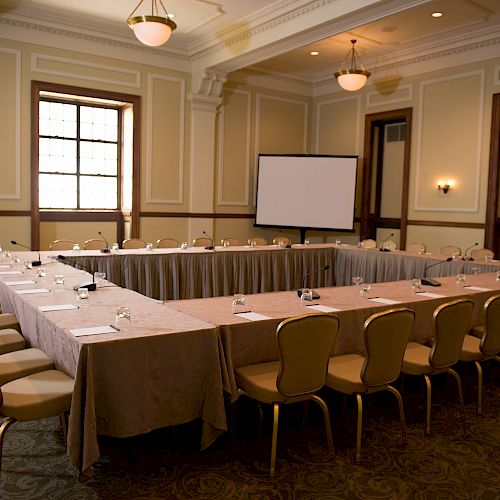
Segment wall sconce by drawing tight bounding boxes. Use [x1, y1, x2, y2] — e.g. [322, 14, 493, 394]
[437, 179, 454, 194]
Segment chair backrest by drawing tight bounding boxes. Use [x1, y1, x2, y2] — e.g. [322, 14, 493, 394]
[430, 299, 474, 369]
[480, 294, 500, 356]
[360, 239, 377, 249]
[157, 238, 179, 248]
[407, 242, 426, 253]
[361, 308, 415, 387]
[248, 237, 268, 246]
[273, 236, 290, 246]
[83, 238, 107, 250]
[440, 245, 461, 257]
[276, 313, 339, 398]
[221, 238, 240, 246]
[193, 237, 213, 247]
[49, 239, 77, 251]
[381, 239, 398, 250]
[122, 238, 147, 249]
[470, 248, 494, 260]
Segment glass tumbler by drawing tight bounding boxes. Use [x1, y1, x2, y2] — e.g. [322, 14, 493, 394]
[115, 306, 131, 329]
[232, 294, 247, 314]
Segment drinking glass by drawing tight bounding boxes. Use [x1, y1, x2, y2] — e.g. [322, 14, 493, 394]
[223, 240, 230, 248]
[111, 243, 120, 252]
[94, 272, 107, 287]
[484, 255, 493, 263]
[357, 241, 364, 248]
[335, 239, 341, 246]
[496, 271, 500, 282]
[23, 260, 32, 270]
[352, 276, 364, 287]
[232, 294, 247, 314]
[471, 266, 480, 275]
[452, 252, 460, 261]
[36, 268, 46, 278]
[145, 242, 154, 251]
[250, 240, 257, 248]
[359, 283, 372, 296]
[72, 243, 81, 252]
[180, 242, 188, 250]
[300, 288, 314, 302]
[53, 274, 64, 291]
[304, 239, 310, 246]
[411, 278, 422, 291]
[115, 306, 131, 329]
[76, 287, 89, 301]
[456, 273, 466, 287]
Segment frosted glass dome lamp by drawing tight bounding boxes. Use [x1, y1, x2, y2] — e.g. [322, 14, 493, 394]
[127, 0, 177, 47]
[335, 40, 371, 92]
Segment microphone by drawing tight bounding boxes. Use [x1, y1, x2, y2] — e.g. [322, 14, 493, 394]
[97, 231, 111, 253]
[57, 255, 97, 291]
[380, 233, 395, 252]
[297, 265, 330, 300]
[420, 257, 453, 286]
[463, 242, 478, 261]
[202, 231, 215, 250]
[10, 240, 42, 266]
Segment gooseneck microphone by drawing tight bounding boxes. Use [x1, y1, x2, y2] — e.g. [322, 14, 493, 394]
[202, 231, 215, 250]
[380, 233, 395, 252]
[463, 242, 478, 261]
[57, 255, 97, 291]
[297, 264, 331, 299]
[420, 257, 453, 286]
[10, 240, 42, 266]
[97, 231, 111, 253]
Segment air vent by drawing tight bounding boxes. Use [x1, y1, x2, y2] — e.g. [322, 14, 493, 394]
[386, 123, 406, 142]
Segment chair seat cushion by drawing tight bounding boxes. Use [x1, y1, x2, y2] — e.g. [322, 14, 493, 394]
[402, 342, 433, 375]
[0, 313, 20, 332]
[0, 348, 53, 386]
[0, 328, 26, 355]
[1, 370, 74, 421]
[235, 361, 285, 405]
[326, 354, 366, 394]
[459, 334, 482, 362]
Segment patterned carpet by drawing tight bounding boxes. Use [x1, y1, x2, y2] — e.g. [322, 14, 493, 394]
[0, 362, 499, 499]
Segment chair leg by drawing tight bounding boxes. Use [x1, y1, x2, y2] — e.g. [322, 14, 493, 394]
[270, 403, 279, 477]
[257, 402, 264, 438]
[311, 395, 334, 456]
[59, 413, 68, 443]
[0, 417, 16, 473]
[448, 368, 466, 428]
[424, 375, 432, 435]
[387, 385, 407, 446]
[474, 361, 483, 415]
[355, 393, 363, 464]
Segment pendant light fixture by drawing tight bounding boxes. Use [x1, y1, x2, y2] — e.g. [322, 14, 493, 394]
[127, 0, 177, 47]
[335, 40, 371, 92]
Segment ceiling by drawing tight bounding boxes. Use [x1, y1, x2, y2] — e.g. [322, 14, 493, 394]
[0, 0, 499, 80]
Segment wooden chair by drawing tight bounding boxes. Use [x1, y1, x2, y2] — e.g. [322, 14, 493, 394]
[49, 240, 77, 251]
[360, 239, 377, 249]
[407, 242, 426, 253]
[221, 238, 240, 247]
[470, 248, 494, 261]
[235, 313, 339, 476]
[326, 308, 415, 463]
[440, 245, 461, 257]
[193, 237, 213, 248]
[122, 238, 147, 249]
[248, 237, 268, 246]
[401, 299, 474, 434]
[83, 238, 107, 250]
[157, 238, 179, 248]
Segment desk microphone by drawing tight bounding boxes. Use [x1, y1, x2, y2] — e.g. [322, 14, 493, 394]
[97, 231, 111, 253]
[463, 242, 478, 261]
[202, 231, 215, 250]
[10, 240, 42, 266]
[57, 255, 97, 291]
[380, 233, 395, 252]
[420, 257, 453, 286]
[297, 265, 330, 299]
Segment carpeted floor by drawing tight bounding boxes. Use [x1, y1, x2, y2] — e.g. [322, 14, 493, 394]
[0, 362, 499, 499]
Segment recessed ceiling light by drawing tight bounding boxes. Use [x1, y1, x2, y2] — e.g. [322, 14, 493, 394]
[310, 51, 319, 56]
[432, 11, 443, 18]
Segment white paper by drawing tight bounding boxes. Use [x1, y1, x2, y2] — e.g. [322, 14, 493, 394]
[0, 265, 11, 269]
[234, 312, 271, 321]
[415, 292, 445, 298]
[464, 286, 492, 292]
[16, 288, 50, 295]
[368, 297, 401, 305]
[5, 280, 36, 286]
[306, 304, 341, 312]
[0, 271, 22, 275]
[69, 325, 118, 337]
[39, 304, 78, 312]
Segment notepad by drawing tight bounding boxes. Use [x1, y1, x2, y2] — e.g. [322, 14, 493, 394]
[368, 297, 401, 305]
[16, 288, 50, 295]
[464, 286, 492, 292]
[5, 280, 36, 286]
[0, 265, 11, 269]
[234, 312, 271, 321]
[306, 304, 341, 312]
[415, 292, 445, 298]
[69, 325, 118, 337]
[39, 304, 78, 312]
[0, 271, 22, 275]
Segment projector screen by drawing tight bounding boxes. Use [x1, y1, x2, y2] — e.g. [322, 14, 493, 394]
[255, 154, 358, 231]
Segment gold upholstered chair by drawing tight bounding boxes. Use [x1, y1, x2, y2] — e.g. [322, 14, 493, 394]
[49, 239, 77, 251]
[459, 294, 500, 414]
[401, 298, 474, 434]
[122, 238, 147, 249]
[326, 308, 415, 463]
[406, 242, 426, 253]
[156, 238, 179, 248]
[193, 237, 213, 248]
[0, 369, 74, 471]
[440, 245, 461, 257]
[0, 314, 25, 356]
[470, 248, 494, 261]
[380, 239, 398, 250]
[248, 237, 268, 246]
[221, 237, 240, 247]
[235, 313, 339, 477]
[83, 238, 107, 250]
[272, 236, 291, 246]
[360, 239, 377, 249]
[0, 348, 54, 387]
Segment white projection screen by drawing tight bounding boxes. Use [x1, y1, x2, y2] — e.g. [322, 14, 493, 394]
[255, 154, 358, 231]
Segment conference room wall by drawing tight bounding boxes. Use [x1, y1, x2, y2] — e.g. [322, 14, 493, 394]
[0, 217, 30, 252]
[39, 221, 117, 250]
[140, 217, 188, 246]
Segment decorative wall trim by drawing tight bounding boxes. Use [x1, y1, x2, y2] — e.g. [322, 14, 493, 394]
[495, 65, 500, 87]
[40, 210, 124, 222]
[140, 212, 255, 219]
[366, 84, 413, 108]
[0, 47, 21, 200]
[146, 74, 186, 204]
[414, 69, 484, 212]
[218, 89, 251, 206]
[407, 220, 485, 229]
[31, 53, 141, 88]
[0, 211, 31, 217]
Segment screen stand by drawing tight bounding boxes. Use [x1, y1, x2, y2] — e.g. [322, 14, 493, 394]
[300, 228, 307, 244]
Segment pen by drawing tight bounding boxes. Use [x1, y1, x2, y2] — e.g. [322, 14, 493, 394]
[109, 324, 120, 331]
[233, 311, 251, 314]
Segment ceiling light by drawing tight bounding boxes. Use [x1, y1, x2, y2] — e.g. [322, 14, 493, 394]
[127, 0, 177, 47]
[431, 12, 443, 18]
[334, 40, 371, 92]
[310, 51, 319, 56]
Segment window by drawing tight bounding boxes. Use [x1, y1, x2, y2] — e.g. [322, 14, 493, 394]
[38, 98, 120, 210]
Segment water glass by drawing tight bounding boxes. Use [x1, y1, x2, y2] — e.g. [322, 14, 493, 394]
[250, 240, 257, 248]
[72, 243, 81, 252]
[335, 239, 341, 246]
[76, 287, 89, 301]
[278, 240, 286, 248]
[496, 271, 500, 282]
[359, 283, 372, 296]
[111, 243, 120, 252]
[352, 276, 364, 287]
[36, 268, 46, 278]
[24, 260, 32, 270]
[411, 278, 422, 291]
[485, 254, 493, 263]
[456, 273, 466, 287]
[471, 266, 481, 275]
[94, 272, 107, 287]
[145, 242, 153, 251]
[300, 288, 314, 302]
[304, 239, 310, 246]
[223, 240, 230, 248]
[180, 242, 188, 250]
[232, 294, 247, 314]
[452, 252, 461, 261]
[115, 306, 131, 329]
[53, 274, 64, 291]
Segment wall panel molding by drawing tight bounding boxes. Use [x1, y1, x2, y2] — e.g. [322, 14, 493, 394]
[366, 84, 413, 108]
